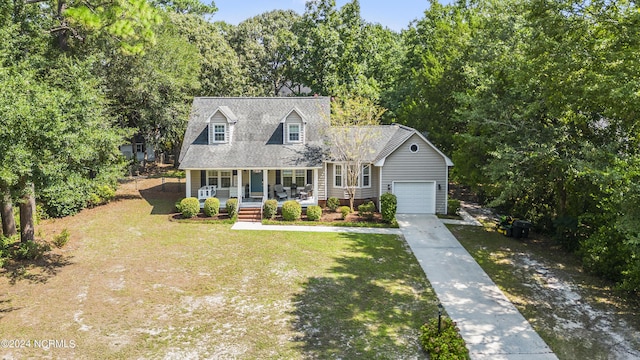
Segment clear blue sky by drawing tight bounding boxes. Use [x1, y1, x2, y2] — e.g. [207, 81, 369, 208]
[211, 0, 437, 32]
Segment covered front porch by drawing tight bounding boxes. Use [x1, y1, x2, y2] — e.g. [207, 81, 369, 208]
[185, 168, 320, 208]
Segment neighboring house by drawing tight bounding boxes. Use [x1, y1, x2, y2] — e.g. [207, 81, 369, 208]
[178, 97, 453, 214]
[120, 135, 156, 162]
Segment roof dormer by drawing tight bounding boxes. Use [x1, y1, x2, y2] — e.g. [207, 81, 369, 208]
[207, 106, 237, 144]
[281, 108, 307, 145]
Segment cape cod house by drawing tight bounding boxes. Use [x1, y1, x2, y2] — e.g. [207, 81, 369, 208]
[178, 97, 453, 214]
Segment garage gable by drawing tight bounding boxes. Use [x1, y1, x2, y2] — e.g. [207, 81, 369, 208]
[380, 132, 451, 214]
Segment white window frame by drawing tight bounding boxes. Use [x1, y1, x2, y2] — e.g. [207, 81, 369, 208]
[212, 124, 226, 143]
[334, 163, 371, 188]
[287, 123, 301, 143]
[207, 170, 232, 188]
[334, 164, 343, 188]
[362, 164, 371, 188]
[282, 169, 293, 187]
[281, 169, 306, 187]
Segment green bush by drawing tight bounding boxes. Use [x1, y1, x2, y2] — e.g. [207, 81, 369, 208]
[282, 200, 302, 221]
[306, 205, 322, 221]
[203, 197, 220, 217]
[15, 240, 51, 261]
[263, 199, 278, 219]
[88, 185, 116, 207]
[327, 197, 340, 212]
[339, 206, 351, 220]
[579, 226, 629, 283]
[380, 193, 397, 223]
[226, 198, 239, 218]
[358, 201, 376, 220]
[420, 317, 470, 360]
[179, 197, 200, 218]
[52, 229, 70, 248]
[448, 198, 461, 215]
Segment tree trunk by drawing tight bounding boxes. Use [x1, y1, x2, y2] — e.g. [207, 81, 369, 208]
[19, 183, 36, 243]
[1, 188, 17, 238]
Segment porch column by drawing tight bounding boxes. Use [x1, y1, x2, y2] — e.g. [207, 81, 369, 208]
[313, 168, 319, 205]
[237, 170, 243, 206]
[185, 170, 191, 198]
[262, 169, 268, 201]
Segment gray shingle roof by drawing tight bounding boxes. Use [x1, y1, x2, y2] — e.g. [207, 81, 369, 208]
[179, 97, 330, 169]
[178, 97, 452, 169]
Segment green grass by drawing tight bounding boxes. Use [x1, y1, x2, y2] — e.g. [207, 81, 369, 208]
[449, 224, 640, 360]
[0, 183, 436, 359]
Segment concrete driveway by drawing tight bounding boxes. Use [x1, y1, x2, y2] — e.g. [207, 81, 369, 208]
[397, 214, 558, 360]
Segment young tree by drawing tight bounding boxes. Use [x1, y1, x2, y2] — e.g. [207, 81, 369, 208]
[327, 96, 386, 211]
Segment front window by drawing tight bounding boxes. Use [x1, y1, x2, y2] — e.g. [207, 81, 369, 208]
[295, 169, 305, 186]
[207, 170, 232, 188]
[288, 124, 300, 142]
[220, 171, 231, 188]
[207, 170, 218, 187]
[334, 164, 342, 187]
[362, 164, 370, 187]
[213, 124, 226, 142]
[282, 170, 293, 187]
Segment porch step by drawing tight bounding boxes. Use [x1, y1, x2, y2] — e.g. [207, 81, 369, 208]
[237, 207, 261, 222]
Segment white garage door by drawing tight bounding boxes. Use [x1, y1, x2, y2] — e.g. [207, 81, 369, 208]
[394, 182, 436, 214]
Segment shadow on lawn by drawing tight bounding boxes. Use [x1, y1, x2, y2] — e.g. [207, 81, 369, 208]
[138, 182, 184, 215]
[290, 233, 436, 358]
[1, 253, 73, 285]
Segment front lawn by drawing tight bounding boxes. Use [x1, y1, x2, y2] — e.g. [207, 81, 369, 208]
[0, 178, 435, 359]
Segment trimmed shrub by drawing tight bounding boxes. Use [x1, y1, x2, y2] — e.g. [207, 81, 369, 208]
[327, 197, 340, 212]
[380, 192, 397, 223]
[52, 229, 70, 248]
[339, 206, 351, 220]
[448, 198, 461, 215]
[263, 199, 278, 219]
[420, 317, 470, 359]
[226, 198, 239, 219]
[358, 201, 376, 220]
[282, 200, 302, 221]
[203, 197, 220, 217]
[306, 205, 322, 221]
[180, 197, 200, 218]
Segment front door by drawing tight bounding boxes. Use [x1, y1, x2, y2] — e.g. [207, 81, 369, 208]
[250, 170, 263, 196]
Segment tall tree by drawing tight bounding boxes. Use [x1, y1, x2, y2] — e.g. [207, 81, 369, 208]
[230, 10, 301, 96]
[394, 1, 472, 154]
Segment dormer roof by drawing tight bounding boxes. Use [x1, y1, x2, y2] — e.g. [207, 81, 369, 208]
[280, 107, 308, 124]
[208, 106, 238, 124]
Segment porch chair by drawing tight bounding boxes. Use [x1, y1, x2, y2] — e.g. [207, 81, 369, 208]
[274, 184, 288, 200]
[298, 184, 313, 200]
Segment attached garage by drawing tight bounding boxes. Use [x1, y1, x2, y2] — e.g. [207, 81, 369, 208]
[393, 181, 436, 214]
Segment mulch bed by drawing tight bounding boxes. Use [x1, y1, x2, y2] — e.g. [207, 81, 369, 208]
[170, 209, 386, 224]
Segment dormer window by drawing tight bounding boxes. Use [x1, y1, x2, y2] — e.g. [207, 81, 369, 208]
[213, 124, 226, 142]
[281, 108, 307, 144]
[207, 107, 236, 144]
[288, 124, 301, 142]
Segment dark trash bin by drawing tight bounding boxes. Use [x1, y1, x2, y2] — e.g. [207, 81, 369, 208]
[512, 220, 532, 238]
